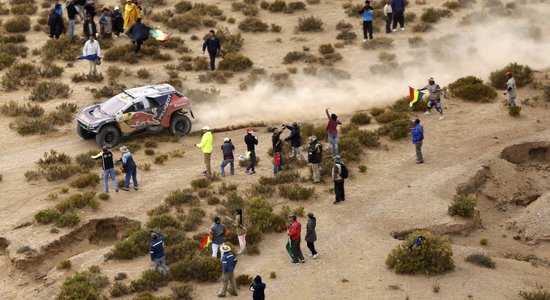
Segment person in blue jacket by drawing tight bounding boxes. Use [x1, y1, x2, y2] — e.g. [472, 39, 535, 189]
[391, 0, 406, 31]
[359, 0, 374, 42]
[217, 245, 238, 297]
[119, 146, 138, 191]
[410, 118, 424, 164]
[203, 30, 222, 71]
[150, 231, 167, 279]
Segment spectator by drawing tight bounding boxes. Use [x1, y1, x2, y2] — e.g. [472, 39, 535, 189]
[196, 126, 213, 176]
[359, 0, 374, 42]
[284, 122, 304, 160]
[325, 108, 342, 155]
[75, 0, 86, 21]
[410, 118, 424, 164]
[99, 8, 113, 39]
[305, 212, 318, 259]
[217, 245, 238, 297]
[91, 146, 118, 193]
[384, 0, 393, 34]
[244, 127, 258, 175]
[391, 0, 405, 31]
[124, 0, 141, 30]
[112, 6, 124, 38]
[272, 127, 285, 174]
[84, 0, 96, 19]
[119, 146, 138, 191]
[48, 5, 64, 39]
[66, 0, 77, 39]
[220, 137, 235, 177]
[126, 18, 150, 53]
[419, 77, 444, 120]
[249, 275, 266, 300]
[504, 72, 517, 108]
[52, 0, 63, 16]
[307, 136, 323, 183]
[287, 215, 305, 264]
[82, 35, 101, 75]
[83, 14, 97, 39]
[332, 155, 346, 204]
[235, 208, 247, 254]
[210, 216, 227, 258]
[203, 30, 221, 72]
[150, 231, 167, 280]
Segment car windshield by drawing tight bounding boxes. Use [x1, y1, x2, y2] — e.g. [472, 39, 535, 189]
[99, 93, 132, 115]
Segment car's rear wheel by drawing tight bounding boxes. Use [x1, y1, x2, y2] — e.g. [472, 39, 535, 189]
[77, 125, 95, 140]
[96, 125, 120, 148]
[170, 114, 192, 136]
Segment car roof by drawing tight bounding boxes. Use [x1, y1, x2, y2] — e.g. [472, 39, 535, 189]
[124, 84, 177, 99]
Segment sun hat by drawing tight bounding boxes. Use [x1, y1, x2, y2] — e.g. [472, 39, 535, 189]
[246, 127, 253, 133]
[220, 245, 231, 253]
[224, 137, 230, 142]
[202, 126, 210, 131]
[119, 146, 129, 153]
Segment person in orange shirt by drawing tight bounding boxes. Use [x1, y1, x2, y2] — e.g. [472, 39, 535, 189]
[287, 215, 305, 264]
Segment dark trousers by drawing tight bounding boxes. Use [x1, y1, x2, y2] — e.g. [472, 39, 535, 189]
[134, 40, 143, 53]
[291, 239, 304, 263]
[247, 150, 256, 172]
[306, 242, 317, 255]
[392, 11, 404, 29]
[334, 180, 345, 202]
[208, 51, 216, 71]
[386, 13, 393, 33]
[362, 21, 373, 40]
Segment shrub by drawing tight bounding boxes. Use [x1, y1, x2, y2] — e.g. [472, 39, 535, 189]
[139, 163, 152, 171]
[282, 51, 317, 64]
[447, 76, 497, 102]
[114, 272, 128, 281]
[181, 207, 206, 231]
[57, 260, 72, 270]
[420, 8, 452, 23]
[218, 182, 238, 195]
[336, 20, 353, 31]
[98, 193, 110, 201]
[259, 170, 301, 185]
[319, 44, 335, 55]
[375, 111, 408, 123]
[56, 212, 81, 227]
[363, 37, 393, 50]
[236, 274, 253, 286]
[165, 239, 200, 262]
[297, 15, 324, 32]
[351, 112, 371, 125]
[57, 269, 109, 299]
[41, 36, 82, 61]
[35, 208, 61, 224]
[358, 165, 368, 173]
[25, 170, 42, 181]
[378, 119, 412, 140]
[519, 289, 550, 300]
[279, 184, 315, 200]
[40, 63, 64, 78]
[448, 194, 476, 217]
[489, 63, 533, 89]
[106, 65, 123, 80]
[165, 188, 198, 206]
[175, 1, 193, 13]
[509, 106, 521, 117]
[146, 214, 182, 231]
[385, 231, 455, 274]
[109, 282, 130, 297]
[413, 22, 433, 32]
[4, 16, 30, 32]
[405, 11, 416, 22]
[191, 178, 211, 189]
[408, 36, 426, 47]
[144, 149, 155, 156]
[172, 283, 193, 300]
[207, 195, 221, 205]
[270, 271, 277, 279]
[137, 68, 152, 79]
[55, 191, 98, 213]
[1, 62, 39, 91]
[465, 253, 496, 268]
[480, 238, 488, 246]
[218, 53, 253, 71]
[357, 130, 380, 147]
[216, 27, 243, 54]
[370, 108, 385, 116]
[112, 229, 151, 259]
[153, 154, 169, 164]
[70, 173, 100, 188]
[336, 30, 357, 43]
[0, 101, 44, 117]
[238, 17, 269, 32]
[232, 2, 259, 16]
[271, 23, 282, 32]
[169, 256, 222, 282]
[129, 270, 167, 293]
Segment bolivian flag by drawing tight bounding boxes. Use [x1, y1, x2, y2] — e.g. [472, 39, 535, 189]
[286, 237, 294, 259]
[199, 235, 211, 251]
[150, 28, 171, 43]
[409, 86, 424, 108]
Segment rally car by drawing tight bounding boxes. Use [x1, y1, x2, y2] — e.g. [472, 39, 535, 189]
[76, 84, 194, 147]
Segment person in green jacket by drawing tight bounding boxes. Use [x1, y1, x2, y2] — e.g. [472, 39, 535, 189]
[196, 126, 213, 176]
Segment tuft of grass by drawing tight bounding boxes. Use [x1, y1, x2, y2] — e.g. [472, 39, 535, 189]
[480, 238, 489, 246]
[420, 7, 452, 23]
[465, 253, 496, 268]
[55, 191, 98, 213]
[238, 17, 269, 32]
[114, 272, 128, 281]
[448, 194, 476, 218]
[509, 106, 521, 117]
[191, 177, 211, 189]
[171, 283, 194, 300]
[57, 260, 72, 270]
[270, 271, 277, 279]
[432, 282, 441, 293]
[98, 192, 110, 201]
[136, 68, 152, 79]
[358, 165, 368, 173]
[207, 195, 221, 205]
[153, 154, 169, 164]
[70, 173, 101, 189]
[296, 15, 324, 32]
[519, 289, 550, 300]
[144, 149, 155, 156]
[138, 163, 152, 171]
[165, 188, 199, 206]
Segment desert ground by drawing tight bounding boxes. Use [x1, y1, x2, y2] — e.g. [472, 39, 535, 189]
[0, 0, 550, 299]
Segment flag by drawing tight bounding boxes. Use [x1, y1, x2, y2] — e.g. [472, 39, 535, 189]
[199, 235, 211, 251]
[76, 54, 98, 61]
[285, 237, 294, 259]
[150, 28, 171, 43]
[409, 86, 425, 108]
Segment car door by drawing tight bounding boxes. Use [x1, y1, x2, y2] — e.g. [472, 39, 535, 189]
[122, 99, 160, 130]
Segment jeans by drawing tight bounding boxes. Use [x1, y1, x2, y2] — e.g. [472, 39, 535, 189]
[307, 241, 317, 255]
[363, 21, 373, 40]
[311, 163, 320, 183]
[125, 168, 138, 189]
[238, 234, 246, 252]
[291, 239, 304, 263]
[386, 13, 393, 33]
[204, 153, 212, 174]
[415, 142, 423, 163]
[153, 256, 167, 278]
[69, 19, 75, 38]
[212, 243, 221, 257]
[328, 133, 339, 155]
[103, 168, 117, 192]
[334, 179, 345, 202]
[392, 11, 404, 29]
[428, 98, 443, 114]
[218, 272, 237, 296]
[247, 150, 256, 172]
[220, 159, 234, 176]
[209, 51, 216, 71]
[273, 152, 284, 174]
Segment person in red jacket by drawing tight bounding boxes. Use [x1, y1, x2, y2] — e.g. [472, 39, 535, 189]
[287, 215, 305, 264]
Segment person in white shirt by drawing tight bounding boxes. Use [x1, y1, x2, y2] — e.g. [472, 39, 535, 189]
[83, 35, 101, 75]
[384, 0, 393, 34]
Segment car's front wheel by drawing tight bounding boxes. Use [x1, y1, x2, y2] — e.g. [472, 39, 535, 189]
[169, 114, 192, 136]
[77, 125, 95, 140]
[96, 125, 121, 148]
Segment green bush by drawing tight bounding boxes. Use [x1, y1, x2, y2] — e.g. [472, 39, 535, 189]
[4, 16, 30, 32]
[11, 3, 37, 15]
[375, 111, 408, 123]
[489, 63, 533, 89]
[218, 53, 254, 71]
[109, 281, 130, 297]
[175, 1, 193, 13]
[509, 106, 521, 117]
[112, 229, 151, 259]
[172, 283, 194, 300]
[480, 238, 488, 246]
[519, 289, 550, 300]
[169, 256, 222, 282]
[146, 214, 182, 231]
[70, 173, 101, 188]
[420, 7, 452, 23]
[378, 119, 413, 140]
[55, 191, 98, 213]
[207, 195, 221, 205]
[129, 270, 167, 293]
[282, 51, 317, 64]
[296, 15, 324, 32]
[351, 112, 371, 125]
[238, 17, 269, 32]
[279, 184, 315, 200]
[1, 62, 39, 91]
[56, 269, 109, 300]
[57, 260, 72, 270]
[448, 194, 476, 218]
[41, 36, 82, 61]
[56, 212, 81, 227]
[236, 274, 253, 286]
[190, 178, 211, 189]
[247, 197, 287, 233]
[181, 207, 206, 231]
[447, 76, 497, 102]
[259, 170, 301, 185]
[165, 239, 200, 262]
[216, 27, 243, 54]
[385, 231, 455, 274]
[153, 154, 169, 164]
[0, 101, 44, 117]
[465, 253, 495, 268]
[35, 208, 61, 224]
[114, 272, 128, 281]
[357, 130, 380, 147]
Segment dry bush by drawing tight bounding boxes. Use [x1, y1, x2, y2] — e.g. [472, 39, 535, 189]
[509, 106, 521, 117]
[55, 191, 99, 213]
[1, 62, 39, 91]
[351, 112, 371, 125]
[57, 268, 110, 299]
[375, 111, 408, 123]
[336, 30, 357, 43]
[56, 211, 81, 227]
[378, 119, 412, 140]
[489, 63, 533, 89]
[238, 17, 269, 32]
[218, 53, 253, 71]
[246, 197, 287, 233]
[420, 8, 452, 23]
[283, 51, 317, 64]
[41, 36, 81, 61]
[171, 283, 194, 300]
[181, 207, 206, 231]
[165, 188, 199, 206]
[232, 2, 259, 16]
[39, 62, 63, 78]
[175, 1, 192, 13]
[3, 16, 30, 32]
[259, 170, 301, 185]
[198, 71, 233, 84]
[405, 11, 416, 23]
[279, 184, 315, 200]
[29, 81, 71, 102]
[408, 36, 426, 48]
[35, 208, 61, 224]
[72, 72, 104, 83]
[129, 270, 167, 293]
[362, 37, 393, 50]
[342, 3, 363, 17]
[296, 15, 324, 32]
[0, 3, 9, 15]
[519, 289, 550, 300]
[448, 76, 497, 102]
[91, 81, 126, 99]
[336, 20, 353, 31]
[370, 107, 385, 116]
[109, 282, 130, 297]
[146, 214, 182, 232]
[216, 27, 243, 54]
[413, 22, 433, 32]
[319, 44, 335, 55]
[448, 194, 476, 218]
[154, 154, 169, 164]
[70, 173, 101, 189]
[57, 259, 72, 270]
[10, 3, 36, 15]
[186, 88, 221, 103]
[465, 253, 495, 268]
[0, 101, 44, 117]
[169, 256, 222, 282]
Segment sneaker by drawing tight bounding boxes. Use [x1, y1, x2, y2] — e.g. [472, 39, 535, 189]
[291, 260, 300, 265]
[250, 170, 256, 174]
[401, 27, 405, 31]
[313, 254, 318, 259]
[424, 111, 431, 115]
[392, 29, 397, 32]
[438, 116, 445, 120]
[363, 39, 367, 42]
[301, 260, 305, 263]
[416, 160, 424, 164]
[245, 170, 251, 175]
[134, 187, 138, 191]
[122, 188, 129, 192]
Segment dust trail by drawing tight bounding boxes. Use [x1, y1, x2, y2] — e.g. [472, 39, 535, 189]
[193, 3, 550, 128]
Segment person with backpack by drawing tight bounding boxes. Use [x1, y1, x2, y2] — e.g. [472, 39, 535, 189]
[287, 215, 305, 264]
[325, 108, 342, 156]
[150, 231, 167, 279]
[410, 118, 424, 164]
[220, 137, 235, 177]
[92, 146, 118, 193]
[307, 136, 323, 183]
[119, 146, 138, 191]
[210, 216, 227, 258]
[244, 127, 258, 175]
[66, 0, 77, 39]
[305, 212, 318, 259]
[196, 126, 213, 176]
[249, 275, 266, 300]
[112, 6, 124, 38]
[203, 30, 222, 71]
[332, 155, 347, 204]
[272, 127, 286, 174]
[217, 245, 238, 297]
[359, 0, 374, 42]
[284, 122, 304, 160]
[420, 77, 444, 120]
[99, 7, 113, 39]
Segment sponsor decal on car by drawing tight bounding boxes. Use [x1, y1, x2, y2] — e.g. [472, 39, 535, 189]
[125, 108, 161, 127]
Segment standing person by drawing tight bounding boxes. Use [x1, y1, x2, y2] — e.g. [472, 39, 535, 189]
[74, 0, 86, 21]
[52, 0, 63, 16]
[325, 108, 342, 156]
[249, 275, 266, 300]
[307, 136, 323, 184]
[203, 30, 221, 72]
[84, 0, 96, 19]
[217, 245, 238, 297]
[112, 6, 124, 38]
[66, 0, 77, 39]
[235, 208, 247, 254]
[504, 72, 517, 108]
[150, 231, 167, 280]
[126, 18, 150, 53]
[359, 0, 374, 42]
[420, 77, 444, 120]
[196, 126, 213, 176]
[391, 0, 405, 31]
[332, 155, 346, 204]
[92, 146, 118, 193]
[410, 118, 424, 164]
[83, 14, 97, 39]
[272, 127, 285, 174]
[284, 122, 304, 160]
[124, 0, 141, 31]
[48, 6, 64, 39]
[210, 216, 227, 258]
[220, 137, 235, 177]
[119, 146, 138, 191]
[287, 215, 305, 264]
[384, 0, 393, 34]
[83, 35, 101, 75]
[305, 212, 318, 259]
[99, 8, 113, 39]
[244, 127, 258, 175]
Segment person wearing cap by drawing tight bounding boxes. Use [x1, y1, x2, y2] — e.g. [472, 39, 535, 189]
[196, 126, 213, 176]
[325, 108, 342, 156]
[244, 127, 258, 175]
[272, 127, 286, 174]
[124, 0, 141, 30]
[119, 146, 138, 191]
[112, 6, 124, 37]
[99, 7, 113, 39]
[419, 77, 444, 120]
[307, 135, 323, 183]
[220, 137, 235, 177]
[217, 244, 238, 297]
[249, 275, 266, 300]
[150, 231, 167, 279]
[210, 216, 228, 258]
[504, 72, 517, 107]
[287, 215, 305, 264]
[410, 118, 424, 164]
[91, 146, 118, 193]
[305, 212, 318, 259]
[332, 155, 346, 204]
[284, 122, 304, 160]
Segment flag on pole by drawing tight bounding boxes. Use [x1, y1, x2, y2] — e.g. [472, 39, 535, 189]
[150, 28, 171, 43]
[76, 54, 98, 61]
[199, 235, 211, 251]
[285, 237, 294, 259]
[409, 86, 425, 108]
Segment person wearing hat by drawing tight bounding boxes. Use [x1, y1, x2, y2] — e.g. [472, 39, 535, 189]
[218, 244, 238, 297]
[92, 146, 118, 193]
[150, 231, 167, 280]
[99, 7, 113, 39]
[119, 146, 138, 191]
[287, 215, 305, 264]
[504, 71, 517, 108]
[410, 118, 424, 164]
[244, 127, 258, 175]
[332, 155, 346, 204]
[249, 275, 266, 300]
[307, 135, 323, 183]
[419, 77, 444, 120]
[220, 137, 235, 177]
[196, 126, 213, 176]
[210, 216, 228, 258]
[325, 108, 342, 156]
[124, 0, 141, 30]
[305, 212, 318, 259]
[284, 122, 304, 160]
[112, 6, 124, 38]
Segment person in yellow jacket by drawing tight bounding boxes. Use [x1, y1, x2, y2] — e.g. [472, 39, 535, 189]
[124, 0, 141, 30]
[196, 126, 213, 176]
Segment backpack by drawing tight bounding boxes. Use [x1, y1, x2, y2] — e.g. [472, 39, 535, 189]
[308, 142, 322, 163]
[338, 162, 349, 179]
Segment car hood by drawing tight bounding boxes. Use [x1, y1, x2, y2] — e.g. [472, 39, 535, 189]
[77, 104, 114, 126]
